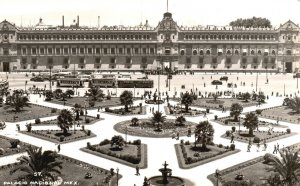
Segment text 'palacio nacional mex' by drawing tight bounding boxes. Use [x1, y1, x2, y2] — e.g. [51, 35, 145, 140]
[0, 11, 300, 73]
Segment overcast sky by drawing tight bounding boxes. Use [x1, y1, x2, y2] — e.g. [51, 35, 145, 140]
[1, 0, 300, 28]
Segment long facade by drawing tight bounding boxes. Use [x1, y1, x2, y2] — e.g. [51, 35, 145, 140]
[0, 12, 299, 73]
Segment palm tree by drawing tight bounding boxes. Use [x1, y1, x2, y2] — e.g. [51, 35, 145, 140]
[151, 111, 166, 124]
[53, 89, 63, 99]
[230, 103, 243, 121]
[131, 117, 139, 126]
[257, 92, 266, 104]
[242, 92, 251, 102]
[57, 109, 73, 135]
[4, 91, 30, 113]
[175, 115, 186, 126]
[243, 112, 258, 136]
[267, 150, 300, 186]
[120, 90, 133, 112]
[288, 97, 300, 114]
[194, 121, 214, 150]
[65, 89, 74, 98]
[181, 92, 194, 113]
[86, 87, 105, 102]
[10, 146, 62, 183]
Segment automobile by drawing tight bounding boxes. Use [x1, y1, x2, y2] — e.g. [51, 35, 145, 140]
[220, 76, 228, 81]
[211, 80, 223, 85]
[30, 76, 44, 82]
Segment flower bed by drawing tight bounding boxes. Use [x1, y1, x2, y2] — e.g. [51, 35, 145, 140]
[256, 106, 300, 124]
[105, 105, 146, 115]
[0, 135, 32, 157]
[21, 129, 96, 144]
[82, 140, 147, 168]
[164, 106, 205, 117]
[175, 140, 240, 169]
[191, 98, 256, 110]
[221, 130, 296, 144]
[32, 115, 101, 126]
[114, 119, 196, 138]
[145, 99, 164, 104]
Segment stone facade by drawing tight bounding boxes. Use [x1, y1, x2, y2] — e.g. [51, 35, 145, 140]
[0, 12, 299, 73]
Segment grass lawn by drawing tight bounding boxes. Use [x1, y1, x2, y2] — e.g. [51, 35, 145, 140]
[32, 115, 101, 126]
[259, 106, 300, 124]
[191, 98, 256, 110]
[114, 119, 196, 138]
[105, 105, 146, 116]
[0, 104, 58, 122]
[216, 116, 286, 128]
[164, 106, 205, 117]
[0, 155, 119, 186]
[82, 143, 147, 168]
[21, 130, 96, 144]
[175, 143, 240, 169]
[222, 130, 295, 144]
[0, 135, 31, 157]
[48, 97, 139, 109]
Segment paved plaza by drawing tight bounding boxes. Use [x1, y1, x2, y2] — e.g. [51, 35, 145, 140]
[0, 72, 300, 186]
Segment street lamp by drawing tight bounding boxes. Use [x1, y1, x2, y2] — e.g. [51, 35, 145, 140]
[116, 168, 119, 186]
[215, 169, 220, 186]
[125, 126, 128, 146]
[49, 66, 52, 92]
[239, 116, 241, 134]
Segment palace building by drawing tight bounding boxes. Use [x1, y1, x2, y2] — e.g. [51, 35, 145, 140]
[0, 12, 299, 73]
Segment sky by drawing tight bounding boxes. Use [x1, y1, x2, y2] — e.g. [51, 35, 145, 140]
[1, 0, 300, 28]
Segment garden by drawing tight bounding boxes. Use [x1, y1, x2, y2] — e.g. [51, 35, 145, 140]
[82, 135, 147, 168]
[114, 113, 195, 138]
[0, 135, 32, 157]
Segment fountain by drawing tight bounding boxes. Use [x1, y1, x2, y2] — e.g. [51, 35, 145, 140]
[146, 161, 185, 186]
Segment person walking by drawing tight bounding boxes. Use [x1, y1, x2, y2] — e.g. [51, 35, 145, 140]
[57, 144, 61, 153]
[277, 143, 279, 153]
[247, 144, 251, 152]
[136, 165, 140, 176]
[273, 144, 277, 154]
[230, 133, 235, 143]
[263, 140, 267, 151]
[257, 142, 260, 152]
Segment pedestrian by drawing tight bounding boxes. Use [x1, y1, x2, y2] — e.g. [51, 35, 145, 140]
[263, 140, 267, 151]
[136, 165, 140, 176]
[98, 106, 100, 112]
[57, 144, 61, 153]
[176, 132, 180, 140]
[273, 144, 277, 154]
[247, 144, 251, 152]
[257, 142, 260, 152]
[277, 143, 279, 153]
[16, 124, 20, 131]
[230, 133, 235, 143]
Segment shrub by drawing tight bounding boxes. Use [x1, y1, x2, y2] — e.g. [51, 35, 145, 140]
[218, 144, 223, 148]
[286, 128, 291, 134]
[224, 120, 229, 125]
[97, 114, 100, 119]
[99, 139, 110, 146]
[263, 153, 274, 164]
[60, 136, 64, 142]
[253, 137, 260, 143]
[107, 95, 111, 100]
[193, 153, 200, 157]
[186, 157, 193, 164]
[232, 126, 236, 132]
[226, 130, 231, 137]
[80, 110, 84, 116]
[255, 109, 262, 115]
[51, 108, 57, 113]
[184, 141, 190, 145]
[10, 139, 20, 148]
[105, 107, 110, 112]
[230, 144, 235, 151]
[133, 139, 141, 145]
[214, 115, 218, 120]
[206, 108, 210, 113]
[89, 101, 95, 107]
[85, 118, 90, 123]
[87, 142, 91, 148]
[35, 118, 41, 124]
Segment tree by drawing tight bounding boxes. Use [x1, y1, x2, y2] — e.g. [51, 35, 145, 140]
[4, 91, 30, 113]
[53, 89, 63, 99]
[212, 93, 219, 102]
[131, 117, 139, 126]
[267, 150, 300, 186]
[194, 121, 214, 150]
[65, 89, 74, 98]
[151, 111, 166, 124]
[229, 17, 272, 28]
[181, 92, 194, 112]
[10, 146, 62, 182]
[288, 97, 300, 114]
[57, 109, 73, 135]
[230, 103, 243, 121]
[243, 112, 258, 136]
[86, 87, 105, 102]
[72, 104, 82, 121]
[45, 90, 54, 101]
[61, 92, 67, 101]
[242, 92, 251, 102]
[120, 90, 133, 112]
[110, 135, 124, 150]
[257, 92, 266, 104]
[175, 115, 186, 126]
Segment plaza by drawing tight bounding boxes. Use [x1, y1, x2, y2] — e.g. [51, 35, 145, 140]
[0, 71, 298, 185]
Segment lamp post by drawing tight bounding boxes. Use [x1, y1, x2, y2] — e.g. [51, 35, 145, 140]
[255, 72, 258, 92]
[84, 99, 87, 121]
[158, 65, 161, 113]
[215, 169, 220, 186]
[116, 168, 119, 186]
[239, 116, 241, 134]
[49, 66, 52, 92]
[125, 126, 128, 146]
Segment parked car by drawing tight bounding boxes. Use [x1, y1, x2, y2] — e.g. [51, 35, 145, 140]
[212, 80, 223, 85]
[30, 76, 44, 82]
[220, 76, 228, 81]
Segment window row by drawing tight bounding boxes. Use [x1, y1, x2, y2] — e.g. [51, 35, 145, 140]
[18, 34, 152, 41]
[179, 49, 289, 56]
[183, 34, 276, 41]
[21, 47, 156, 55]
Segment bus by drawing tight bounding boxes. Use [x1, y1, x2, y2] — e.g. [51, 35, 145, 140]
[89, 78, 116, 88]
[78, 74, 91, 82]
[57, 78, 84, 87]
[117, 79, 153, 88]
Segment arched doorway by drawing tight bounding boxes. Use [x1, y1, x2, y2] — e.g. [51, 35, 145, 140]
[3, 62, 9, 72]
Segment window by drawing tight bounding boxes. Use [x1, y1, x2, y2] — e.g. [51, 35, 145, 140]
[95, 58, 101, 63]
[40, 48, 44, 55]
[193, 50, 197, 55]
[127, 48, 131, 55]
[251, 50, 255, 55]
[180, 50, 185, 56]
[227, 50, 231, 55]
[22, 48, 26, 55]
[142, 48, 147, 54]
[72, 48, 76, 54]
[199, 50, 204, 55]
[150, 48, 155, 54]
[103, 48, 108, 54]
[111, 48, 115, 54]
[48, 48, 53, 54]
[80, 48, 84, 54]
[258, 50, 262, 55]
[286, 50, 292, 55]
[118, 48, 123, 54]
[88, 48, 92, 54]
[32, 48, 36, 55]
[199, 57, 203, 63]
[96, 48, 100, 54]
[3, 49, 9, 55]
[234, 50, 239, 55]
[186, 57, 191, 63]
[56, 48, 60, 55]
[64, 48, 68, 54]
[134, 48, 139, 54]
[206, 50, 210, 55]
